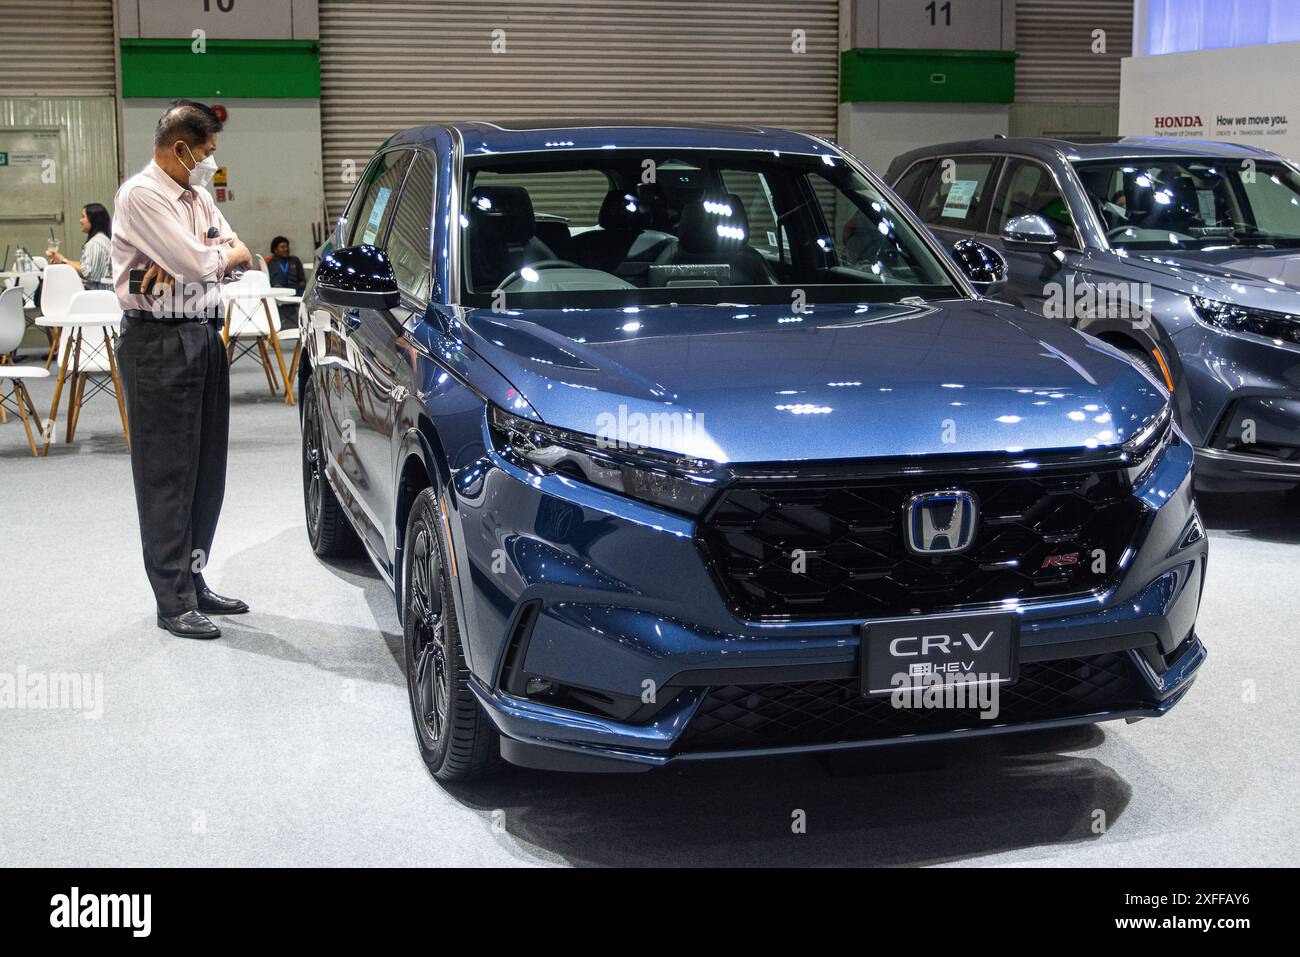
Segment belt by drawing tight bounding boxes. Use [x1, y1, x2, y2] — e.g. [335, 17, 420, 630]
[123, 308, 221, 324]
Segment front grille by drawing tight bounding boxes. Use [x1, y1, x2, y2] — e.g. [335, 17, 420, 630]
[698, 465, 1146, 621]
[676, 654, 1150, 753]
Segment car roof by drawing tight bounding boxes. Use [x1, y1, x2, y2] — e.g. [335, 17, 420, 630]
[384, 120, 834, 157]
[892, 135, 1279, 170]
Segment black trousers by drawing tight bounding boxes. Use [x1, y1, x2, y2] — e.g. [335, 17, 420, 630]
[117, 315, 230, 616]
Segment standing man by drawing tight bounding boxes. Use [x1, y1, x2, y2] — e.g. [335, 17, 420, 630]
[112, 99, 252, 639]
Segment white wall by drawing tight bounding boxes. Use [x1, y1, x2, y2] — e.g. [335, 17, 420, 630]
[1119, 41, 1300, 164]
[839, 101, 1009, 175]
[122, 98, 324, 261]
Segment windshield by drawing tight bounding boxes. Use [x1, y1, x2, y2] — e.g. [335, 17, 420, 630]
[1073, 157, 1300, 250]
[459, 148, 960, 308]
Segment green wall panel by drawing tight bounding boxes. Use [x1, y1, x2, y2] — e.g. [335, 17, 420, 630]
[841, 48, 1017, 104]
[120, 39, 320, 99]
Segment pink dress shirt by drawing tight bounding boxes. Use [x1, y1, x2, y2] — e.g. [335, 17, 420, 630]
[111, 160, 238, 315]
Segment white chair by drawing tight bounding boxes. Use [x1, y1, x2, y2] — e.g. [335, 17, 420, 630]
[221, 271, 294, 400]
[38, 263, 84, 369]
[14, 272, 39, 309]
[0, 285, 49, 456]
[31, 256, 49, 270]
[49, 289, 125, 447]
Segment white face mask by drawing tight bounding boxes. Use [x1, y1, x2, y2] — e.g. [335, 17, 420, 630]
[181, 143, 218, 190]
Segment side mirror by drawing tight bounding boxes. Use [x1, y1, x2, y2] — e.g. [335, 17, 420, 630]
[315, 244, 400, 310]
[1002, 214, 1059, 254]
[952, 239, 1008, 297]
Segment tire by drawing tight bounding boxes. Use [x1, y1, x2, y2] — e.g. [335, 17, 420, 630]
[1123, 347, 1163, 386]
[402, 487, 502, 782]
[301, 377, 361, 557]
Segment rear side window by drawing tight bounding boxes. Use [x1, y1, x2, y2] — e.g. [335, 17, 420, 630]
[915, 156, 998, 230]
[349, 149, 413, 247]
[386, 152, 435, 301]
[892, 159, 935, 206]
[991, 158, 1079, 248]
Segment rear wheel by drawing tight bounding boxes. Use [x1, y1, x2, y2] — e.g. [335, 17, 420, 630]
[301, 378, 360, 557]
[402, 487, 502, 782]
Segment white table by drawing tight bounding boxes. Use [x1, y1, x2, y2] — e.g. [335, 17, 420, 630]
[222, 286, 301, 405]
[35, 312, 128, 452]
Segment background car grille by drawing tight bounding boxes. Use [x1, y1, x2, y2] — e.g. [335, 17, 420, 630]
[698, 465, 1146, 621]
[676, 654, 1150, 753]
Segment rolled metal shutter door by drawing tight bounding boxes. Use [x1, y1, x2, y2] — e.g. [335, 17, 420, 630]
[1015, 0, 1133, 103]
[0, 0, 116, 96]
[318, 0, 840, 217]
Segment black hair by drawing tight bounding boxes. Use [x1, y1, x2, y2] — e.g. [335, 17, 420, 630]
[153, 99, 224, 150]
[83, 203, 112, 241]
[270, 236, 290, 252]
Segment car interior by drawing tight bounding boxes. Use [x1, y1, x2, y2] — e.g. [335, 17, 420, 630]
[460, 150, 954, 300]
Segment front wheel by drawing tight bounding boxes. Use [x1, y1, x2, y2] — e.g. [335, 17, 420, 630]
[402, 487, 502, 782]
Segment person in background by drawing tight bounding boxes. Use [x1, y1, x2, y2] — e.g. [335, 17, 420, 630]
[46, 203, 113, 289]
[266, 235, 305, 328]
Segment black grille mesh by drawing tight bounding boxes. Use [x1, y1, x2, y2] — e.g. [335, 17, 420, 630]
[699, 467, 1145, 620]
[676, 654, 1149, 753]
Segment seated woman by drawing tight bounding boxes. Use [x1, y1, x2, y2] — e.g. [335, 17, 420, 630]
[46, 203, 113, 289]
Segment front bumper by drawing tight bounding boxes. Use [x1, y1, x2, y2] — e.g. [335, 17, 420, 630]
[453, 423, 1207, 772]
[1173, 320, 1300, 490]
[477, 635, 1206, 772]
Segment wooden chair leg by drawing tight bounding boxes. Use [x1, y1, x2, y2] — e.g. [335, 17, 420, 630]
[284, 340, 302, 405]
[44, 327, 61, 370]
[222, 301, 233, 346]
[255, 337, 278, 394]
[264, 299, 295, 406]
[65, 332, 83, 444]
[44, 331, 76, 454]
[0, 380, 7, 424]
[14, 380, 41, 457]
[67, 373, 88, 443]
[104, 329, 131, 451]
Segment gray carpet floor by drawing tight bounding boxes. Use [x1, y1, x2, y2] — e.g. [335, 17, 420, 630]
[1, 355, 1297, 867]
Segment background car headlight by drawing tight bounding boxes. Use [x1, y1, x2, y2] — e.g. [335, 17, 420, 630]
[1191, 296, 1300, 344]
[1122, 402, 1172, 483]
[489, 406, 719, 516]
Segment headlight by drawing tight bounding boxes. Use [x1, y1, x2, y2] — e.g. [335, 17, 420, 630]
[488, 406, 719, 516]
[1191, 296, 1300, 345]
[1121, 403, 1172, 483]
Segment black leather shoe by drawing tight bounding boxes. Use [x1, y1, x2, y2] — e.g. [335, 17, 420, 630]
[157, 610, 222, 639]
[195, 585, 249, 615]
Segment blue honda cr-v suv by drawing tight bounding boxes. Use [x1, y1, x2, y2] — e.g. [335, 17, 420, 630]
[298, 121, 1206, 780]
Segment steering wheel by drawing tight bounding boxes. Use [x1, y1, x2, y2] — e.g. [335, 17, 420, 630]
[496, 259, 584, 291]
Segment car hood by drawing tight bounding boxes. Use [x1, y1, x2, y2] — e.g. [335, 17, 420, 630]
[460, 299, 1166, 464]
[1125, 246, 1300, 307]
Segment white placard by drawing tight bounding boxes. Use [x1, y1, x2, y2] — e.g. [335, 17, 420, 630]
[1119, 42, 1298, 165]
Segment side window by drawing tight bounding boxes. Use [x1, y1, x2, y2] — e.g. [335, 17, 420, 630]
[893, 160, 935, 206]
[349, 149, 413, 247]
[991, 159, 1079, 248]
[720, 169, 780, 254]
[340, 156, 382, 241]
[915, 157, 998, 231]
[386, 152, 436, 301]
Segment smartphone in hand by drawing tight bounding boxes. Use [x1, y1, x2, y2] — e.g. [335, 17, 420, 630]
[128, 268, 157, 296]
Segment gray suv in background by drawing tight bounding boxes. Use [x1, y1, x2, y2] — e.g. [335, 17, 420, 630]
[885, 137, 1300, 493]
